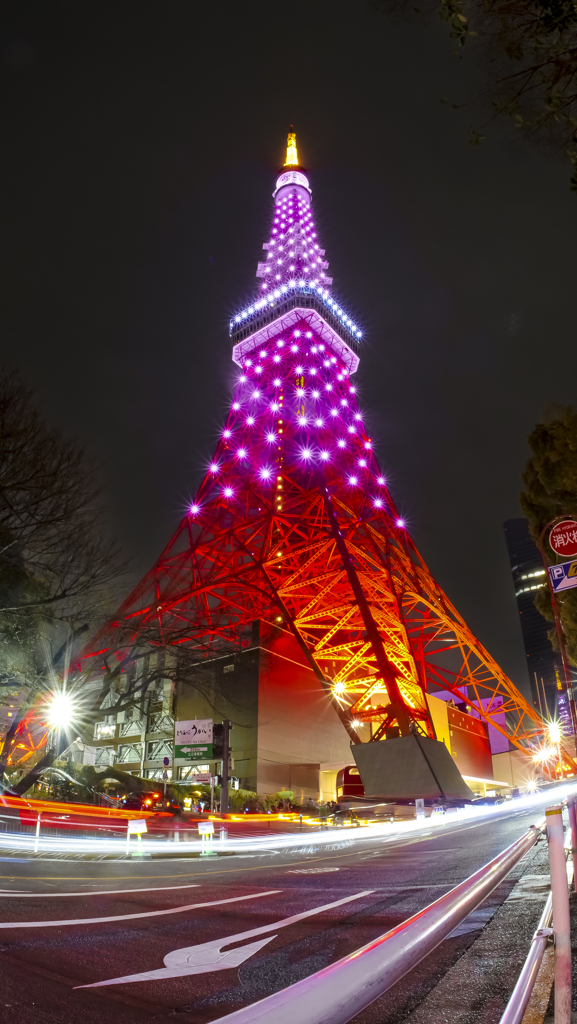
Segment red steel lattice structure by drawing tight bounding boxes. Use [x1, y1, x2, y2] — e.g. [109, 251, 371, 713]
[6, 701, 49, 768]
[85, 134, 562, 765]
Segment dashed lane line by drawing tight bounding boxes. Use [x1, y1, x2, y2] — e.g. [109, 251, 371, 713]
[0, 889, 281, 929]
[0, 882, 202, 898]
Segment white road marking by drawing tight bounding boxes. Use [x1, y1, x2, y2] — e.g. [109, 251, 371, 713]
[288, 867, 340, 874]
[0, 883, 201, 898]
[0, 889, 281, 929]
[75, 889, 376, 988]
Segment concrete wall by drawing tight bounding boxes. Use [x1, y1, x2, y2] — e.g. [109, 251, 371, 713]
[173, 620, 351, 801]
[256, 621, 351, 801]
[492, 749, 536, 789]
[175, 647, 260, 788]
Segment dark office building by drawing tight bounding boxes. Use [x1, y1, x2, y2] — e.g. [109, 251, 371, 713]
[503, 518, 566, 727]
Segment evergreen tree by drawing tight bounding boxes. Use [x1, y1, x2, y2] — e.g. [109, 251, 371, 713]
[520, 405, 577, 664]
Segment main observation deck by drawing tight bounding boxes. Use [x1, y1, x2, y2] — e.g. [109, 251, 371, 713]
[230, 284, 361, 375]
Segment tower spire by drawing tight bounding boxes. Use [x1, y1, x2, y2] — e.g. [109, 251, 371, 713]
[284, 128, 299, 168]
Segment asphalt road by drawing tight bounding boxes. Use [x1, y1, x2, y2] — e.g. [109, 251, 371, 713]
[0, 806, 545, 1024]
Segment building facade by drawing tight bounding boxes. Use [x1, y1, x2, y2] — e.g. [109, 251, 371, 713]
[88, 620, 351, 803]
[503, 518, 566, 726]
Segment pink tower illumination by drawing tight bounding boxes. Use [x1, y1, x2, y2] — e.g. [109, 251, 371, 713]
[80, 132, 554, 769]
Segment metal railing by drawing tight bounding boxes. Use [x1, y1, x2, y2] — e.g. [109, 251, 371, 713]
[210, 824, 541, 1024]
[498, 893, 553, 1024]
[119, 718, 145, 738]
[499, 801, 575, 1024]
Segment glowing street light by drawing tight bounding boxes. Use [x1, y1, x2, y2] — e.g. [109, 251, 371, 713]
[548, 721, 562, 744]
[45, 691, 77, 730]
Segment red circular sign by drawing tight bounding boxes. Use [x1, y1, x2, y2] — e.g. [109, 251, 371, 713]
[549, 520, 577, 558]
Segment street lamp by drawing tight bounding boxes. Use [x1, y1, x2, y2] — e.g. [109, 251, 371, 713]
[546, 720, 564, 777]
[548, 721, 562, 744]
[45, 690, 77, 730]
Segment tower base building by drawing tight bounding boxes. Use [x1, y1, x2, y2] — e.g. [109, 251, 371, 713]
[173, 620, 351, 802]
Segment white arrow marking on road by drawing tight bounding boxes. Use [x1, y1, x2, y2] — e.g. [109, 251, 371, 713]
[0, 883, 202, 898]
[75, 889, 375, 988]
[0, 889, 281, 929]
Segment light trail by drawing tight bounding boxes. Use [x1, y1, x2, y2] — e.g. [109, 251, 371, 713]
[0, 781, 573, 859]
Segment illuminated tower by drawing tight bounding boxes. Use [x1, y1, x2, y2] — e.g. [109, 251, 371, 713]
[83, 133, 557, 771]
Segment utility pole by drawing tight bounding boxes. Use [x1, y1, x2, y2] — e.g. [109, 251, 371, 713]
[220, 720, 230, 815]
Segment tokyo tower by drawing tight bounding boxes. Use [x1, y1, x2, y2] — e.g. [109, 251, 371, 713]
[86, 132, 560, 772]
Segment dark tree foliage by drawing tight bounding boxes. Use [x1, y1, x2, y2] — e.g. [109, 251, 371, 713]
[520, 405, 577, 663]
[0, 369, 125, 782]
[371, 0, 577, 188]
[0, 370, 122, 620]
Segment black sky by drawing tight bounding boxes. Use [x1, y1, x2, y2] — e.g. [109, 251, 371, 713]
[2, 0, 576, 700]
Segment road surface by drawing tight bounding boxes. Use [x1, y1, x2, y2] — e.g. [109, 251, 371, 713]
[0, 805, 544, 1024]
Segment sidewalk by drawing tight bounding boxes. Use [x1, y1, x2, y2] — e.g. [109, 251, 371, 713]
[402, 840, 552, 1024]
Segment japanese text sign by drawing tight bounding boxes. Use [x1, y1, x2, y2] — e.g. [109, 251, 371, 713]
[550, 521, 577, 558]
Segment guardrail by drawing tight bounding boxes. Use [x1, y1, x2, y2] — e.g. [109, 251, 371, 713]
[499, 800, 575, 1024]
[211, 823, 541, 1024]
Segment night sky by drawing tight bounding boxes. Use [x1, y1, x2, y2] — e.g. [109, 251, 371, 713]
[2, 1, 576, 700]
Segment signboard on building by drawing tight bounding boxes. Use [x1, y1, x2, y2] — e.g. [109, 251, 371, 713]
[549, 520, 577, 558]
[549, 560, 577, 593]
[174, 719, 213, 764]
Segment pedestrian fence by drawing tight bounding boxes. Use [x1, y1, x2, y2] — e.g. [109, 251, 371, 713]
[497, 891, 553, 1024]
[498, 797, 575, 1024]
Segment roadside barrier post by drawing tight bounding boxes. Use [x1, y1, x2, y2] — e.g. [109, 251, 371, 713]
[567, 793, 577, 893]
[546, 804, 572, 1024]
[126, 820, 130, 857]
[199, 820, 214, 855]
[34, 812, 41, 853]
[127, 817, 148, 857]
